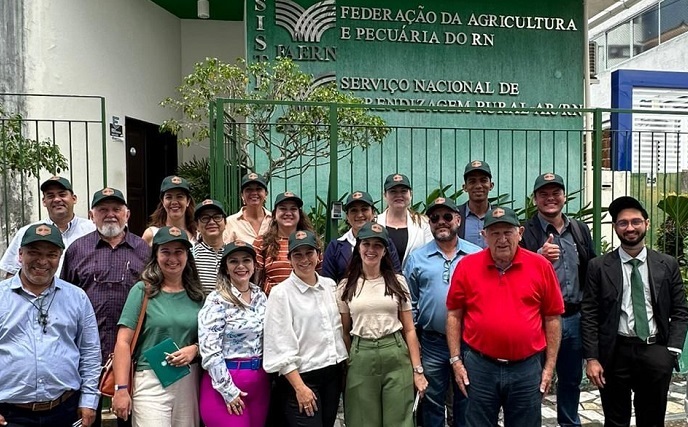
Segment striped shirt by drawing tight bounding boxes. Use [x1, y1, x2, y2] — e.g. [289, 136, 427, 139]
[254, 236, 292, 296]
[192, 241, 224, 295]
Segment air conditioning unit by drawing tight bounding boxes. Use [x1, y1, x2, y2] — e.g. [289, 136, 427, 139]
[589, 41, 598, 80]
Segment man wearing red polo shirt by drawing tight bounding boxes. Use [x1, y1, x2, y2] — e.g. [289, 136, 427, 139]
[446, 206, 564, 427]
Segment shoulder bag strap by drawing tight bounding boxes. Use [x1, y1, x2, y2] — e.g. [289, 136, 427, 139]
[129, 289, 149, 356]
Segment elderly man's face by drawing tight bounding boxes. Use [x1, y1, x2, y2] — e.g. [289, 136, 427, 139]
[482, 223, 523, 265]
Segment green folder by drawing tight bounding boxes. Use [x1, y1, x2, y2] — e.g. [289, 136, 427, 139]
[142, 338, 191, 388]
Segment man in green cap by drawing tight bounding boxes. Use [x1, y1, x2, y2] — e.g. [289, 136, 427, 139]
[0, 223, 101, 427]
[0, 176, 95, 277]
[521, 172, 596, 427]
[458, 160, 494, 249]
[447, 207, 563, 427]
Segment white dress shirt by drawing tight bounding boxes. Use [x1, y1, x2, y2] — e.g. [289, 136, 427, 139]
[263, 272, 348, 376]
[617, 247, 657, 337]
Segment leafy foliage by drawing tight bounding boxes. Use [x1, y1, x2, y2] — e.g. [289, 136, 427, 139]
[161, 57, 390, 181]
[0, 104, 68, 177]
[656, 194, 688, 289]
[175, 157, 211, 204]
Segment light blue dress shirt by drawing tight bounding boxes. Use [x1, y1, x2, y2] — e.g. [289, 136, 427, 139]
[404, 238, 482, 334]
[0, 275, 101, 409]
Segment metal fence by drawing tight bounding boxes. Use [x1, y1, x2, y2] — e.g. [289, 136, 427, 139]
[210, 99, 688, 260]
[0, 93, 107, 248]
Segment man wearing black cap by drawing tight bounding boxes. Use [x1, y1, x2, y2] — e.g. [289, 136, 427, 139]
[447, 207, 563, 427]
[457, 160, 494, 248]
[224, 172, 271, 245]
[0, 176, 95, 277]
[60, 188, 149, 427]
[521, 172, 596, 427]
[581, 196, 688, 426]
[405, 197, 481, 427]
[0, 224, 101, 427]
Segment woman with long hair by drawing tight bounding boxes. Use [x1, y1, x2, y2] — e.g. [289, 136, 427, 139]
[263, 230, 348, 427]
[338, 222, 427, 427]
[376, 173, 432, 267]
[198, 241, 269, 427]
[112, 226, 205, 427]
[322, 190, 402, 283]
[142, 175, 197, 245]
[253, 191, 316, 295]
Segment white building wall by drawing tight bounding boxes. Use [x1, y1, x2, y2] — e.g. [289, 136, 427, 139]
[21, 0, 182, 218]
[179, 20, 246, 163]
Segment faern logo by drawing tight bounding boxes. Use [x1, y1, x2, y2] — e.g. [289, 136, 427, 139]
[275, 0, 336, 43]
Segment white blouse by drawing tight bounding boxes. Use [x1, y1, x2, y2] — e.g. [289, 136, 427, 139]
[263, 272, 348, 376]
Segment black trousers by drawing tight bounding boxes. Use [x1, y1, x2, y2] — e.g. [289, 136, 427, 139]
[0, 391, 80, 427]
[276, 364, 342, 427]
[599, 339, 674, 427]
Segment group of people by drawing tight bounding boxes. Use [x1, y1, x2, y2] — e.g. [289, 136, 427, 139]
[0, 162, 685, 427]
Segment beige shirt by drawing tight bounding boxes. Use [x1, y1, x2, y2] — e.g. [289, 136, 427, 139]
[337, 275, 412, 339]
[223, 207, 272, 245]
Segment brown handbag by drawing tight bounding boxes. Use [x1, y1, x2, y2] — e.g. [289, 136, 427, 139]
[99, 292, 149, 397]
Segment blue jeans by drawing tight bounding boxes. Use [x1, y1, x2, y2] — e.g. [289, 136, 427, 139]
[420, 331, 466, 427]
[556, 312, 582, 426]
[464, 348, 543, 427]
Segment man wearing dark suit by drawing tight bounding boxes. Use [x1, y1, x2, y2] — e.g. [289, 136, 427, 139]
[582, 196, 688, 427]
[457, 160, 494, 249]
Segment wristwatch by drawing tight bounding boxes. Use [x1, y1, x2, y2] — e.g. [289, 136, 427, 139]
[114, 384, 128, 391]
[449, 355, 462, 365]
[413, 365, 424, 374]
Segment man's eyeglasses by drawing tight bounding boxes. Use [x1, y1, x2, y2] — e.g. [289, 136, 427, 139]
[198, 214, 225, 224]
[614, 218, 645, 228]
[429, 213, 454, 224]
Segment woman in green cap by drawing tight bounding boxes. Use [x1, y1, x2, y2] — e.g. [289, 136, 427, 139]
[142, 175, 197, 245]
[337, 222, 427, 427]
[112, 226, 204, 427]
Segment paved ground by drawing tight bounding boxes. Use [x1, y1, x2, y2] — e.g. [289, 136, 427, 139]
[103, 377, 688, 426]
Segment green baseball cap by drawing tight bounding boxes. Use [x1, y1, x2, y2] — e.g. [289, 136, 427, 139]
[483, 207, 520, 228]
[40, 176, 73, 192]
[91, 187, 127, 208]
[383, 173, 412, 191]
[274, 191, 303, 208]
[533, 172, 565, 194]
[194, 199, 227, 219]
[463, 160, 492, 179]
[288, 230, 319, 253]
[153, 226, 192, 248]
[357, 222, 389, 247]
[241, 172, 268, 191]
[21, 223, 65, 249]
[160, 175, 191, 197]
[345, 191, 375, 211]
[426, 197, 460, 215]
[221, 240, 257, 261]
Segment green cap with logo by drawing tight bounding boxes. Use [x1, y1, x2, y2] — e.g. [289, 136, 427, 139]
[288, 230, 319, 253]
[91, 187, 127, 208]
[345, 191, 375, 211]
[356, 222, 389, 247]
[383, 173, 412, 191]
[221, 240, 257, 261]
[274, 191, 303, 208]
[40, 176, 73, 192]
[194, 199, 227, 219]
[533, 172, 565, 194]
[241, 172, 268, 191]
[463, 160, 492, 179]
[483, 207, 520, 228]
[153, 226, 191, 248]
[426, 197, 460, 215]
[21, 223, 65, 249]
[159, 175, 191, 197]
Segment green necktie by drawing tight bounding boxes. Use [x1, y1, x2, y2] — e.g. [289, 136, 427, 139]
[628, 258, 650, 340]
